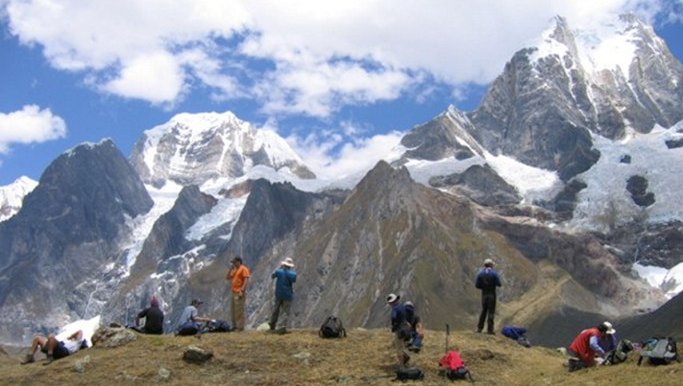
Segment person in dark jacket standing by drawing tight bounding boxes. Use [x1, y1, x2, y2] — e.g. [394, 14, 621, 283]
[475, 258, 502, 334]
[269, 257, 297, 334]
[133, 295, 164, 335]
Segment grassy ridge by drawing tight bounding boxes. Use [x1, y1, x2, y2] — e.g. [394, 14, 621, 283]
[1, 328, 681, 385]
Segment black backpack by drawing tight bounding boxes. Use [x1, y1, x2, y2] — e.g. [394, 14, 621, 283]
[604, 339, 633, 365]
[638, 337, 679, 366]
[319, 316, 347, 338]
[206, 320, 232, 333]
[395, 367, 424, 381]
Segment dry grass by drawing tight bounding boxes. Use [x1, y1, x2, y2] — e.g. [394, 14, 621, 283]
[1, 328, 681, 385]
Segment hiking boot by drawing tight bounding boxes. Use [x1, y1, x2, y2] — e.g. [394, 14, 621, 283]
[275, 328, 287, 335]
[43, 354, 54, 366]
[486, 331, 495, 335]
[21, 354, 34, 365]
[401, 353, 410, 366]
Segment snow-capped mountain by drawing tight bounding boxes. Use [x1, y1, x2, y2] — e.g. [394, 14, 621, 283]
[395, 14, 683, 297]
[129, 111, 315, 188]
[469, 14, 682, 181]
[0, 176, 38, 222]
[0, 14, 681, 347]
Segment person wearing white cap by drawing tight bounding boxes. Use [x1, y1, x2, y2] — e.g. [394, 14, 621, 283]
[387, 293, 411, 368]
[475, 258, 502, 334]
[567, 321, 617, 371]
[269, 257, 297, 334]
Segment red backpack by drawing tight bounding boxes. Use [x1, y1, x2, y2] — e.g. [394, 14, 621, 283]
[439, 350, 473, 381]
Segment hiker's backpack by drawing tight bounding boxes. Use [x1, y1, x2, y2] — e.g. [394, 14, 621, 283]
[439, 350, 474, 382]
[395, 367, 424, 381]
[603, 339, 633, 365]
[319, 316, 346, 338]
[638, 337, 679, 366]
[206, 319, 232, 333]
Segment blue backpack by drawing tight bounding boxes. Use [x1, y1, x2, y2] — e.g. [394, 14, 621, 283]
[638, 337, 679, 366]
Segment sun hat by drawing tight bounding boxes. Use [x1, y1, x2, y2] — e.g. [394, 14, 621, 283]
[600, 321, 616, 334]
[484, 258, 495, 266]
[281, 257, 295, 267]
[386, 293, 400, 303]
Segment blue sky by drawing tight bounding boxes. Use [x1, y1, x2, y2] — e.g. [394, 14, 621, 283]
[1, 0, 683, 185]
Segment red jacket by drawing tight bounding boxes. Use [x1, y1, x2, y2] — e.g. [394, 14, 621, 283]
[569, 327, 601, 366]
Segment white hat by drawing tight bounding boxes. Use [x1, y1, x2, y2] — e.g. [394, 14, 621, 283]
[281, 257, 295, 268]
[484, 258, 495, 266]
[601, 321, 616, 334]
[386, 293, 400, 303]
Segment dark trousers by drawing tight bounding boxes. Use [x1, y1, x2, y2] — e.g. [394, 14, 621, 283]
[477, 293, 496, 333]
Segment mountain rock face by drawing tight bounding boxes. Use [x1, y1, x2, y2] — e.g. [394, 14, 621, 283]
[129, 111, 315, 188]
[0, 176, 37, 222]
[429, 164, 521, 206]
[469, 15, 683, 181]
[0, 140, 153, 341]
[233, 162, 657, 347]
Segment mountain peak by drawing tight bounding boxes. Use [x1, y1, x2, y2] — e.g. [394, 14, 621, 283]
[129, 110, 315, 187]
[0, 176, 38, 222]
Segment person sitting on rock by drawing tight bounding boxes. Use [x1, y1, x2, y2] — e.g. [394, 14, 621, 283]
[21, 330, 86, 365]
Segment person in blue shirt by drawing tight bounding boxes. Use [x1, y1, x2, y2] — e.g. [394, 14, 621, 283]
[387, 293, 410, 368]
[475, 258, 502, 334]
[269, 257, 297, 334]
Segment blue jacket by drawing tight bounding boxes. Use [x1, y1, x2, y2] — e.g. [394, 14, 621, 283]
[272, 267, 297, 301]
[390, 303, 408, 332]
[475, 267, 502, 295]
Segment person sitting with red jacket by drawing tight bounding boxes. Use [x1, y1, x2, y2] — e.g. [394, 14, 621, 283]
[566, 321, 616, 371]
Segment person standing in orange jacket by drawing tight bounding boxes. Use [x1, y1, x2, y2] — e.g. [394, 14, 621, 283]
[227, 256, 251, 331]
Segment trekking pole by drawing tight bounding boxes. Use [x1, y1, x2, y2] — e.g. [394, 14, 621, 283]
[445, 323, 450, 353]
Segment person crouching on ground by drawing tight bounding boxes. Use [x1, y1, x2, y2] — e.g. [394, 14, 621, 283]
[387, 293, 411, 368]
[566, 321, 616, 371]
[22, 330, 86, 365]
[269, 257, 297, 334]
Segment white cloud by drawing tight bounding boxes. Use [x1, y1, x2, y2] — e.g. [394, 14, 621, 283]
[2, 0, 677, 116]
[0, 105, 67, 153]
[285, 122, 404, 180]
[100, 51, 186, 105]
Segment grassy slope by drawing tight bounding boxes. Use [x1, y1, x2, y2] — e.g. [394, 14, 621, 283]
[1, 329, 681, 386]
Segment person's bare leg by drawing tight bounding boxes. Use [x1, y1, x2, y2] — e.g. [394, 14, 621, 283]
[22, 335, 47, 364]
[44, 335, 59, 362]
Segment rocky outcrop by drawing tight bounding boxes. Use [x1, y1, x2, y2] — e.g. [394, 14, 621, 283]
[548, 179, 587, 220]
[626, 175, 655, 207]
[396, 109, 482, 162]
[429, 164, 521, 206]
